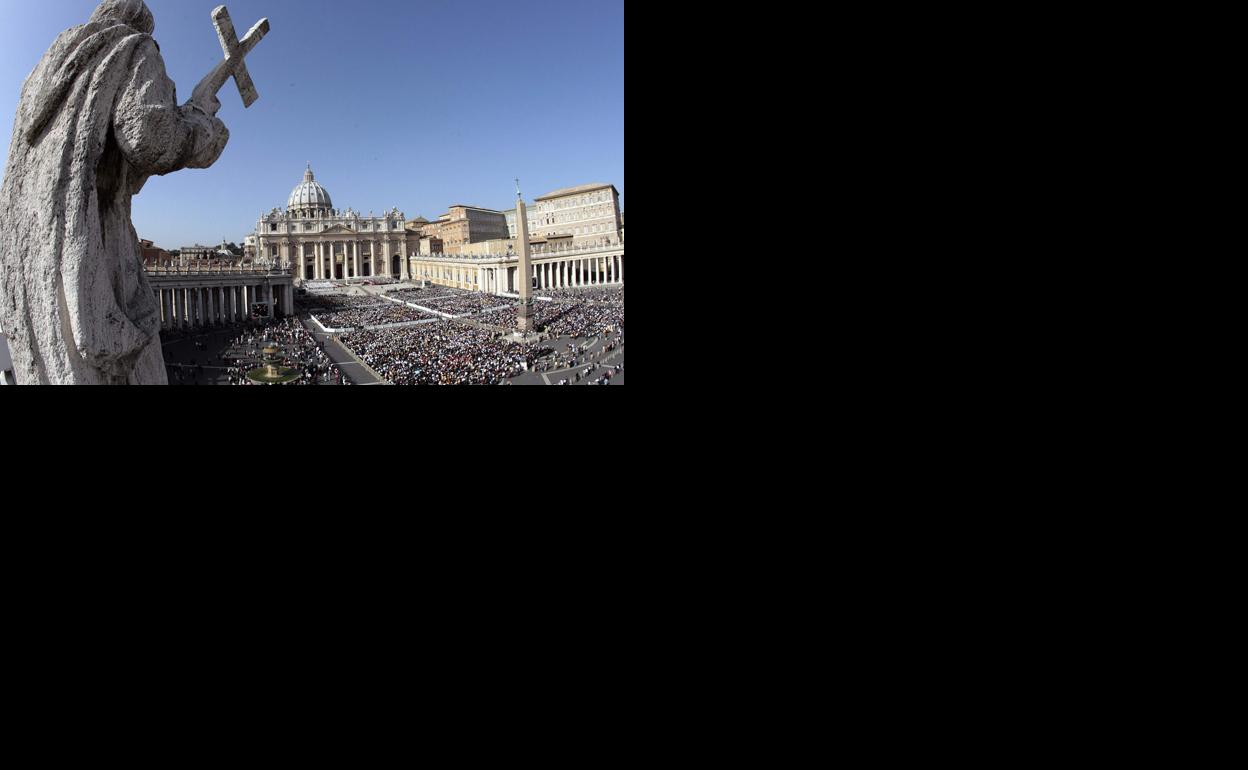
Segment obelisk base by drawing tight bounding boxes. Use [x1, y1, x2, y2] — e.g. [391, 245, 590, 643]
[518, 300, 535, 333]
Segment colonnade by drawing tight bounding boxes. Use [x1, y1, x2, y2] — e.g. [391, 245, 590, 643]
[152, 283, 295, 331]
[284, 239, 411, 282]
[490, 255, 625, 295]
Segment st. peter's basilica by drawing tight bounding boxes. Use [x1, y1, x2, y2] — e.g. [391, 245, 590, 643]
[253, 165, 412, 283]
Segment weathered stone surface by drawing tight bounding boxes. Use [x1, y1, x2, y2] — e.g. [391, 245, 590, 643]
[0, 0, 231, 385]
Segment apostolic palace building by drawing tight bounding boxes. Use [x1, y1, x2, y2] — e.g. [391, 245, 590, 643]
[254, 165, 414, 282]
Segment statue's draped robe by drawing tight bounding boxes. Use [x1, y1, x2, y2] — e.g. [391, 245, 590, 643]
[0, 20, 228, 385]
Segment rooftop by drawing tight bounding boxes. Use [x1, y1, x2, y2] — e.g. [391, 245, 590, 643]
[535, 183, 617, 202]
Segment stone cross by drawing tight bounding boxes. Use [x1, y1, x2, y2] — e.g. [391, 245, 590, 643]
[192, 6, 270, 109]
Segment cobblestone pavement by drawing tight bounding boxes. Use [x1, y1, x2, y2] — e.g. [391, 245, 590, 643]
[161, 320, 359, 386]
[505, 334, 625, 386]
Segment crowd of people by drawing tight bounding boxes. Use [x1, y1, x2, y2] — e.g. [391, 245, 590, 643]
[296, 295, 386, 313]
[387, 288, 447, 303]
[342, 322, 536, 386]
[558, 363, 623, 386]
[294, 294, 432, 330]
[539, 286, 625, 304]
[542, 301, 625, 339]
[536, 336, 624, 375]
[316, 303, 436, 330]
[223, 317, 345, 386]
[416, 294, 512, 318]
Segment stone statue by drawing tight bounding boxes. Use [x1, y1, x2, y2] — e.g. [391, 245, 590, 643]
[0, 1, 266, 385]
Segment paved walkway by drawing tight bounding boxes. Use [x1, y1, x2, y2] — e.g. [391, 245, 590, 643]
[300, 317, 386, 385]
[506, 334, 625, 386]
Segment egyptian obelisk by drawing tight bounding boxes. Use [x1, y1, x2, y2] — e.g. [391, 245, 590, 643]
[515, 180, 535, 334]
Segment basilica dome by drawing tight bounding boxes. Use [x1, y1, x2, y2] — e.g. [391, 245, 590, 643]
[288, 164, 332, 213]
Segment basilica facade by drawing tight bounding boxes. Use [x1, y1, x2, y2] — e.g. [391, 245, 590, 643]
[254, 166, 412, 283]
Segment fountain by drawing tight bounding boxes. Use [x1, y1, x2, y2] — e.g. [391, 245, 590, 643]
[246, 339, 301, 385]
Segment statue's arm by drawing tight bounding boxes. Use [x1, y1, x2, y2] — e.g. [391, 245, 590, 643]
[112, 37, 229, 175]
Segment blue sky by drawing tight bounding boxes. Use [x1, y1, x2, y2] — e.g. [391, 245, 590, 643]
[0, 0, 624, 248]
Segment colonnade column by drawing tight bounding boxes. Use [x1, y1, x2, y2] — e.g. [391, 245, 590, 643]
[354, 242, 362, 280]
[382, 241, 392, 278]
